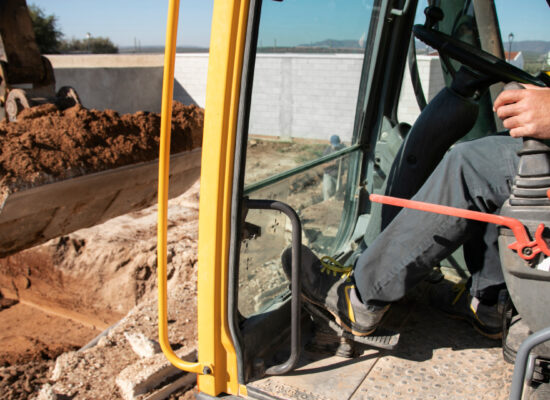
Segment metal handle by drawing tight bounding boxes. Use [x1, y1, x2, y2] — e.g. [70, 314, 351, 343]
[157, 0, 206, 375]
[390, 0, 411, 16]
[370, 194, 550, 260]
[245, 199, 302, 375]
[509, 326, 550, 400]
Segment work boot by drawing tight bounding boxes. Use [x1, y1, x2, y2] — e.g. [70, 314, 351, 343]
[281, 246, 388, 336]
[429, 279, 503, 340]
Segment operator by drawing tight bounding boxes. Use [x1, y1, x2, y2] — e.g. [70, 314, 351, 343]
[283, 85, 550, 339]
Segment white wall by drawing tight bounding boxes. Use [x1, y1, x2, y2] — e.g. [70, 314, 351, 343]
[173, 54, 209, 107]
[48, 53, 444, 138]
[172, 53, 444, 141]
[48, 54, 164, 114]
[248, 54, 363, 142]
[397, 55, 446, 126]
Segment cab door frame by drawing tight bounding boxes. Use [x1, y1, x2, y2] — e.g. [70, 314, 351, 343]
[222, 0, 420, 390]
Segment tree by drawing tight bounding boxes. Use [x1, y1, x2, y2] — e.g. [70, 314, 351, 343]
[59, 37, 119, 54]
[88, 37, 118, 54]
[28, 4, 63, 54]
[28, 4, 119, 54]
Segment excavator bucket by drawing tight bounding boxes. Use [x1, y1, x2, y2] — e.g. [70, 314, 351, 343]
[0, 148, 201, 257]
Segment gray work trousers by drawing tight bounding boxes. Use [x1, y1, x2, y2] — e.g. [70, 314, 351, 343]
[354, 135, 522, 307]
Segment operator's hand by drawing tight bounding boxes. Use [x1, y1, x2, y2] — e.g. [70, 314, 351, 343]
[493, 84, 550, 139]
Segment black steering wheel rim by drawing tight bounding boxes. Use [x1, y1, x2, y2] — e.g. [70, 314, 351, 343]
[413, 25, 546, 87]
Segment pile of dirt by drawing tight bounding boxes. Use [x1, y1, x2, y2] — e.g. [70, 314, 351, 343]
[0, 102, 203, 191]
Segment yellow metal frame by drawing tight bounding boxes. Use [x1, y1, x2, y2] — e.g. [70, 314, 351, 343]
[158, 0, 250, 396]
[157, 0, 203, 375]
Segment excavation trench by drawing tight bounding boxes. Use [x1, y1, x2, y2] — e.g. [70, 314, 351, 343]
[0, 102, 203, 399]
[0, 248, 123, 367]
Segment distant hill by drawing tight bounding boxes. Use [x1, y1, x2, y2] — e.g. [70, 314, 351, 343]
[113, 39, 549, 56]
[118, 45, 209, 54]
[298, 39, 362, 49]
[505, 40, 550, 54]
[416, 39, 550, 56]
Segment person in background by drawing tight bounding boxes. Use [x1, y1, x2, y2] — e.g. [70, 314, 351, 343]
[322, 135, 345, 201]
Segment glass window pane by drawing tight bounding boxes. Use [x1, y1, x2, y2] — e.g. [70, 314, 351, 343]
[495, 1, 550, 76]
[238, 0, 380, 317]
[239, 153, 358, 317]
[245, 0, 377, 186]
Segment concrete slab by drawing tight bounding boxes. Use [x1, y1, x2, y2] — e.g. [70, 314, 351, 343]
[116, 347, 197, 400]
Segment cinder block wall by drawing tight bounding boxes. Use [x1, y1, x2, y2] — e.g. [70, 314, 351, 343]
[397, 55, 445, 125]
[172, 53, 442, 142]
[48, 54, 164, 114]
[249, 54, 363, 143]
[173, 54, 209, 107]
[47, 53, 443, 140]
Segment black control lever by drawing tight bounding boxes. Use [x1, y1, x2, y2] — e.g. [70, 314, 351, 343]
[423, 6, 443, 28]
[503, 82, 550, 206]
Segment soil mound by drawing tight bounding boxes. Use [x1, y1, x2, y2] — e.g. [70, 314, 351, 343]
[0, 102, 203, 191]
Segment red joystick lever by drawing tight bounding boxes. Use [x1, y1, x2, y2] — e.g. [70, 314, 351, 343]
[370, 194, 550, 261]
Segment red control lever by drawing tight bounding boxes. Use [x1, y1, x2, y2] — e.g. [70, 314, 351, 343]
[370, 194, 550, 261]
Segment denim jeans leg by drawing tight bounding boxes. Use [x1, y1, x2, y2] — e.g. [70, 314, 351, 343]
[354, 135, 521, 306]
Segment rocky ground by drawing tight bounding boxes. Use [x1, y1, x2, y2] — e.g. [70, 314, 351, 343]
[0, 178, 200, 400]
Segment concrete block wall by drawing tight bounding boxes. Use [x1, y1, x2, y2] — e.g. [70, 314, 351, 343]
[249, 54, 363, 142]
[397, 55, 446, 125]
[47, 53, 444, 139]
[173, 54, 209, 107]
[48, 54, 164, 114]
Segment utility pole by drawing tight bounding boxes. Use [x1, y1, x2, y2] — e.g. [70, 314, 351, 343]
[508, 32, 514, 62]
[87, 32, 92, 53]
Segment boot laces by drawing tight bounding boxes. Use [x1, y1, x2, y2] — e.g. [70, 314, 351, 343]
[451, 281, 467, 305]
[451, 280, 482, 322]
[320, 256, 352, 282]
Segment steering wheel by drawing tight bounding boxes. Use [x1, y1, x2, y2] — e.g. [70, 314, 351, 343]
[413, 25, 547, 87]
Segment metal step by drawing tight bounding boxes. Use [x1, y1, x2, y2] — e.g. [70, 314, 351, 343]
[247, 285, 514, 399]
[303, 302, 400, 350]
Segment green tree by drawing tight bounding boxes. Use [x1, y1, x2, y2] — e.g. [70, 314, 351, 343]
[29, 4, 118, 54]
[88, 37, 118, 54]
[28, 4, 62, 54]
[59, 37, 119, 54]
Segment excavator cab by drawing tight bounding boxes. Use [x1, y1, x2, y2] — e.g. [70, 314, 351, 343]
[156, 0, 550, 398]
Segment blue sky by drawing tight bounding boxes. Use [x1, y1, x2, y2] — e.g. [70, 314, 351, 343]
[414, 0, 550, 43]
[30, 0, 214, 48]
[30, 0, 548, 48]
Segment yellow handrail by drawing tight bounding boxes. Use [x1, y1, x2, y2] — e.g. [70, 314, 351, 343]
[157, 0, 209, 375]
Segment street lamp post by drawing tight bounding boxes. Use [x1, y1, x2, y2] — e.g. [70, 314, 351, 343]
[86, 32, 92, 53]
[508, 32, 514, 62]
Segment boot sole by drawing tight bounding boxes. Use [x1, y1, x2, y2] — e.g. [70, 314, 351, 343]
[302, 294, 377, 337]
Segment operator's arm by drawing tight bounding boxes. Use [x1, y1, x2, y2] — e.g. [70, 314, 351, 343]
[493, 84, 550, 139]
